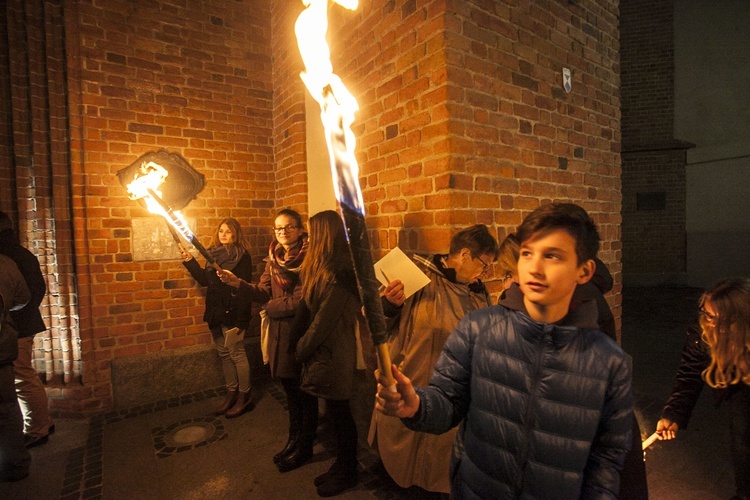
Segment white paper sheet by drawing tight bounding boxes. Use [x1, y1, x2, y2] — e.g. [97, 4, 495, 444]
[223, 327, 245, 348]
[373, 247, 431, 299]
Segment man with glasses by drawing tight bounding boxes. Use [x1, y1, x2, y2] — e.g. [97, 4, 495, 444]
[368, 224, 499, 494]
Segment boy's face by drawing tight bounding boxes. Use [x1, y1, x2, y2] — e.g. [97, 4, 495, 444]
[517, 229, 594, 323]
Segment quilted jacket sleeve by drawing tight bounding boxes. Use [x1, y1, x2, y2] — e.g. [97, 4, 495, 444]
[581, 350, 634, 499]
[401, 314, 474, 434]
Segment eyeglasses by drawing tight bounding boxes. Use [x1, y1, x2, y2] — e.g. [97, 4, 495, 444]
[699, 307, 718, 325]
[273, 225, 299, 234]
[476, 255, 491, 274]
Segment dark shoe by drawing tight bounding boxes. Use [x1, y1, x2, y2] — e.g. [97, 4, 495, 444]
[273, 434, 299, 464]
[225, 390, 254, 418]
[277, 446, 313, 472]
[215, 389, 239, 415]
[314, 461, 348, 487]
[316, 470, 358, 497]
[48, 424, 56, 435]
[24, 433, 49, 449]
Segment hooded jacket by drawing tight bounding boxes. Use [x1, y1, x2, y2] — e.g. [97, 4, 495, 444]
[0, 228, 46, 338]
[402, 284, 633, 499]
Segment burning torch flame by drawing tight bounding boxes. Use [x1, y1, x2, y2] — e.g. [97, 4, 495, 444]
[125, 162, 194, 242]
[295, 0, 396, 391]
[126, 161, 221, 270]
[295, 0, 364, 216]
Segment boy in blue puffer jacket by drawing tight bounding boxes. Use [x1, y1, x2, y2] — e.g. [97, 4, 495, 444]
[375, 203, 633, 499]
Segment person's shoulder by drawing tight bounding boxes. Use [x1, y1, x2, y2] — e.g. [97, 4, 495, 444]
[577, 327, 627, 358]
[461, 304, 516, 332]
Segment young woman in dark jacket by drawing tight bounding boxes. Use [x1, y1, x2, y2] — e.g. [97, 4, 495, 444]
[182, 218, 254, 418]
[657, 278, 750, 500]
[292, 210, 364, 497]
[219, 209, 316, 468]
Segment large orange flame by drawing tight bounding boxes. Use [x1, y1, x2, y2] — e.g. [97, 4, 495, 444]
[125, 161, 194, 242]
[295, 0, 364, 215]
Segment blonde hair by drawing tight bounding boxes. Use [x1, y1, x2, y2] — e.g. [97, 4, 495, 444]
[496, 233, 520, 280]
[700, 278, 750, 388]
[209, 218, 253, 254]
[299, 210, 352, 305]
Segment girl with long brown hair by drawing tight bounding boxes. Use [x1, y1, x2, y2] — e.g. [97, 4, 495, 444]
[658, 278, 750, 500]
[182, 217, 254, 418]
[291, 210, 364, 496]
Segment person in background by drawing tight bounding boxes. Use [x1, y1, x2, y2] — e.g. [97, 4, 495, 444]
[495, 232, 520, 292]
[657, 278, 750, 500]
[368, 224, 499, 494]
[218, 209, 317, 469]
[496, 231, 648, 498]
[291, 210, 366, 497]
[375, 203, 633, 499]
[182, 218, 254, 418]
[0, 211, 54, 449]
[0, 254, 32, 482]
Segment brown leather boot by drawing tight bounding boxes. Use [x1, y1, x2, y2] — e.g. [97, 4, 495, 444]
[225, 390, 254, 418]
[215, 389, 239, 415]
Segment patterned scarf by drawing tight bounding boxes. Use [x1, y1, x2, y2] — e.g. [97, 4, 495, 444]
[269, 233, 307, 291]
[208, 244, 244, 271]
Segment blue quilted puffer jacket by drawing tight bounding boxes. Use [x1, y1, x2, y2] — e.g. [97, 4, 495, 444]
[403, 285, 633, 499]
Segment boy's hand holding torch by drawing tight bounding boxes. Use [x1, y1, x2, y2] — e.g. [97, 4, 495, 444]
[375, 364, 421, 419]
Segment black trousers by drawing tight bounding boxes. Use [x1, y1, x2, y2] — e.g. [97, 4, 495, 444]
[280, 377, 318, 443]
[325, 398, 358, 471]
[728, 384, 750, 498]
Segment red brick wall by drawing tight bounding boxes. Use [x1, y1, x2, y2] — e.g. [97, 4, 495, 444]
[5, 0, 624, 412]
[272, 0, 622, 319]
[64, 0, 275, 411]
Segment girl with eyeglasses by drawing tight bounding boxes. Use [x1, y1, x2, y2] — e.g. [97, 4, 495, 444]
[181, 218, 254, 418]
[218, 209, 317, 470]
[657, 278, 750, 500]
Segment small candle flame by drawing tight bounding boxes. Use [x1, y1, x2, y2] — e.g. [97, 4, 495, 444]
[295, 0, 364, 215]
[125, 161, 195, 242]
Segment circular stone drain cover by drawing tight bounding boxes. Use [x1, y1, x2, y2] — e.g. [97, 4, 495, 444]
[152, 416, 228, 458]
[172, 424, 211, 444]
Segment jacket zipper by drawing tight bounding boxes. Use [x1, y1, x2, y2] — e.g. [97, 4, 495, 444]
[514, 326, 550, 497]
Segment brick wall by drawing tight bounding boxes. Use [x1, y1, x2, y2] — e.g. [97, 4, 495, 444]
[273, 0, 622, 318]
[63, 0, 275, 411]
[5, 0, 625, 413]
[620, 0, 688, 283]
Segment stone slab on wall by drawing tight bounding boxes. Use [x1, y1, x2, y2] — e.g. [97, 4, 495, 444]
[111, 337, 268, 409]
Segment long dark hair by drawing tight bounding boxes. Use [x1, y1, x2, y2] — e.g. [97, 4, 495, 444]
[209, 217, 253, 254]
[299, 210, 352, 305]
[700, 278, 750, 388]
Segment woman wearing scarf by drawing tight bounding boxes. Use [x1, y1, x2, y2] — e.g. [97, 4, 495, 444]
[219, 209, 314, 469]
[182, 217, 254, 418]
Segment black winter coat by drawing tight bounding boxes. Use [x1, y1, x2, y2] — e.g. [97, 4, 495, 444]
[294, 270, 361, 401]
[661, 324, 745, 428]
[0, 228, 46, 338]
[183, 253, 253, 330]
[403, 284, 633, 499]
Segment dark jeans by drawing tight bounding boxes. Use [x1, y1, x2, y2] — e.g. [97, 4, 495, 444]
[0, 362, 30, 481]
[727, 385, 750, 497]
[325, 398, 358, 471]
[281, 377, 318, 443]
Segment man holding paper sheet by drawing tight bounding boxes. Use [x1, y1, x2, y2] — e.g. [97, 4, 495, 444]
[368, 224, 499, 494]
